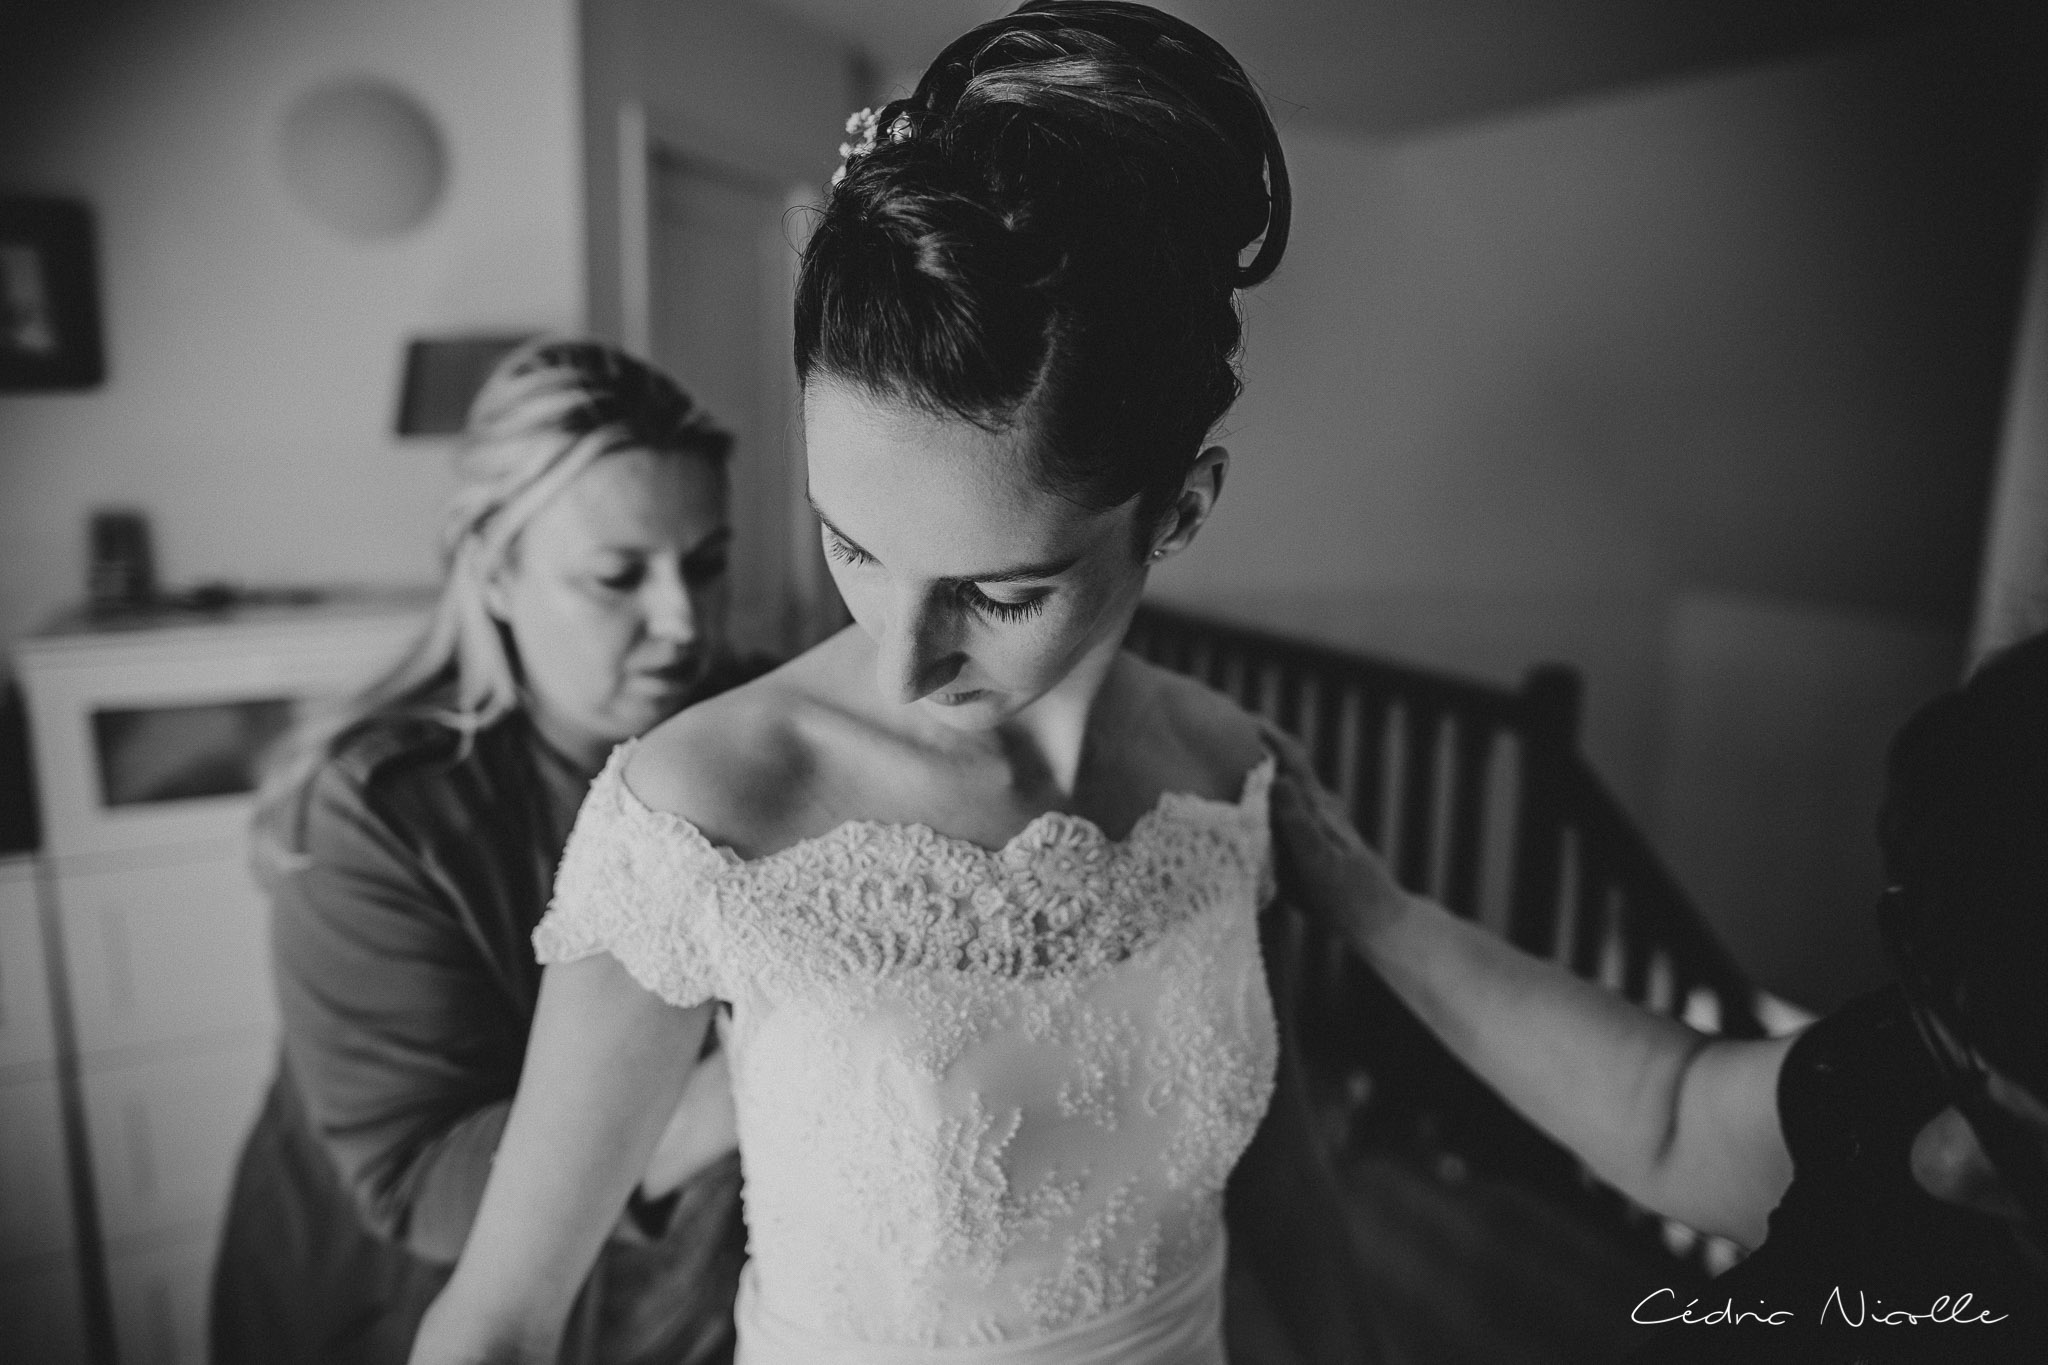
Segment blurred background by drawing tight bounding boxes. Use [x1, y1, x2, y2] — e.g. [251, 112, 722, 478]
[1, 0, 2045, 1360]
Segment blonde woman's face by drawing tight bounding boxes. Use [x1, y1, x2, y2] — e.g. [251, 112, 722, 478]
[488, 447, 730, 768]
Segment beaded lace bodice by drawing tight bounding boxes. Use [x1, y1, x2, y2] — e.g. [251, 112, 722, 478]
[534, 744, 1278, 1350]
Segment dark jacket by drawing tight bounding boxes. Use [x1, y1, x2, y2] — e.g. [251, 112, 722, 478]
[210, 692, 754, 1365]
[1630, 987, 2048, 1364]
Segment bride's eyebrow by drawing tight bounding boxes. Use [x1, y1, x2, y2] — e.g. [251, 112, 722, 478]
[809, 499, 1081, 584]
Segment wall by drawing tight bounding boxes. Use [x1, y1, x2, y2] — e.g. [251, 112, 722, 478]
[1653, 594, 1959, 1006]
[1153, 19, 2037, 1006]
[0, 0, 583, 665]
[1165, 24, 2033, 619]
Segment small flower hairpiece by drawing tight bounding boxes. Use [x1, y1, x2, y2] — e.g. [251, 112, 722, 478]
[831, 105, 911, 185]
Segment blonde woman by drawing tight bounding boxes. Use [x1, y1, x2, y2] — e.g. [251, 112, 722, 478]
[211, 339, 761, 1365]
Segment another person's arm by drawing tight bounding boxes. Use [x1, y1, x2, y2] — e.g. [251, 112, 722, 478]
[268, 761, 720, 1261]
[408, 956, 710, 1364]
[1266, 736, 1796, 1247]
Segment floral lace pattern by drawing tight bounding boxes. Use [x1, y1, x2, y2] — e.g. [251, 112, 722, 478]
[535, 744, 1278, 1349]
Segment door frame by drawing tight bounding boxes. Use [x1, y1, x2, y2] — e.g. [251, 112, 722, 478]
[615, 101, 819, 360]
[614, 101, 841, 651]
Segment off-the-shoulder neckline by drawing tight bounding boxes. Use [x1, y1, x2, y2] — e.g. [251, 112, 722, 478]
[599, 741, 1276, 871]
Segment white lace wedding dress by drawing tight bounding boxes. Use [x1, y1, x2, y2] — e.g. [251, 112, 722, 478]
[533, 744, 1280, 1364]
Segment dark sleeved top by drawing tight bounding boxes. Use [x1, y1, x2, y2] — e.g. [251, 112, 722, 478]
[210, 686, 761, 1365]
[1630, 986, 2048, 1364]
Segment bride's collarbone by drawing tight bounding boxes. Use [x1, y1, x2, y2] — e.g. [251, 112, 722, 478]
[779, 737, 1070, 852]
[785, 732, 1238, 856]
[686, 653, 1261, 856]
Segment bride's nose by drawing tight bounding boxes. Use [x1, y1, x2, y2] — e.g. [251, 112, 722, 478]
[874, 588, 963, 704]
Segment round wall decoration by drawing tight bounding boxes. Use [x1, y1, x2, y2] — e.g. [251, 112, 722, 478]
[278, 78, 447, 238]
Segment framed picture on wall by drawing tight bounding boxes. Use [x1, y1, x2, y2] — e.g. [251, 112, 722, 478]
[0, 196, 105, 390]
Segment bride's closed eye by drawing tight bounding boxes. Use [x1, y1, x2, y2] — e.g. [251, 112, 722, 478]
[822, 526, 872, 568]
[955, 582, 1049, 623]
[825, 527, 1051, 623]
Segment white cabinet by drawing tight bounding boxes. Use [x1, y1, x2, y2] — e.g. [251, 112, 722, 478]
[19, 599, 428, 864]
[0, 860, 59, 1070]
[43, 845, 278, 1365]
[0, 855, 88, 1365]
[0, 1069, 75, 1261]
[14, 594, 429, 1363]
[82, 1041, 274, 1248]
[54, 852, 276, 1058]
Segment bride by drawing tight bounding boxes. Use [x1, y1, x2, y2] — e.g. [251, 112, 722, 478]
[409, 4, 1374, 1361]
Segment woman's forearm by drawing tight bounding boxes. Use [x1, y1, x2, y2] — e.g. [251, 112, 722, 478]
[1351, 889, 1792, 1244]
[409, 956, 712, 1363]
[1266, 750, 1793, 1245]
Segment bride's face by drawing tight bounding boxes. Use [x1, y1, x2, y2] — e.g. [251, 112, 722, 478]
[804, 379, 1151, 730]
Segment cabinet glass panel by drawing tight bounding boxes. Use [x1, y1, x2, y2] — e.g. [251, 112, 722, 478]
[91, 698, 295, 808]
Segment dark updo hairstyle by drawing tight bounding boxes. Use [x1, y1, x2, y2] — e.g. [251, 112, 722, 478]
[794, 0, 1290, 540]
[1877, 629, 2048, 1098]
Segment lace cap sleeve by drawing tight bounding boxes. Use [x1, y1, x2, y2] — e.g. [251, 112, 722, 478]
[1242, 753, 1279, 907]
[533, 743, 734, 1009]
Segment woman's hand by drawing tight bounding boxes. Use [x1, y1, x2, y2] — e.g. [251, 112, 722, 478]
[1263, 727, 1409, 948]
[641, 1044, 738, 1199]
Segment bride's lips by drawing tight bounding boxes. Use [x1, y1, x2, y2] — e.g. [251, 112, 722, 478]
[631, 655, 704, 691]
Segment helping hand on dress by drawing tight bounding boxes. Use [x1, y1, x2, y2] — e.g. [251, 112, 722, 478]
[1263, 726, 1410, 945]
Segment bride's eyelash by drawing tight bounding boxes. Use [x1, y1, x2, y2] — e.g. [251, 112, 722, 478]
[960, 584, 1048, 623]
[826, 527, 1047, 622]
[823, 530, 873, 566]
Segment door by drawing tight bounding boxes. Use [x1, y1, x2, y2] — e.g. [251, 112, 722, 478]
[647, 149, 837, 657]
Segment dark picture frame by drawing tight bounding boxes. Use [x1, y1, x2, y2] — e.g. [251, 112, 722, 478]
[0, 196, 106, 390]
[394, 334, 537, 435]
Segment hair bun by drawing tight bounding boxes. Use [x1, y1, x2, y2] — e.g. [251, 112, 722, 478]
[891, 0, 1288, 285]
[798, 3, 1287, 531]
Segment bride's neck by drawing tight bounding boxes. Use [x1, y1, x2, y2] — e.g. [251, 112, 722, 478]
[986, 638, 1133, 796]
[878, 632, 1125, 798]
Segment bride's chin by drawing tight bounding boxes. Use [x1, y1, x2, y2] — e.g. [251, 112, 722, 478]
[916, 689, 1012, 728]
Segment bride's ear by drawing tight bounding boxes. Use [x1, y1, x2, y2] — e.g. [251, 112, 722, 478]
[1144, 446, 1229, 564]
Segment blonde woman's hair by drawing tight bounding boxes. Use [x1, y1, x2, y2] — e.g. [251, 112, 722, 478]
[254, 338, 731, 860]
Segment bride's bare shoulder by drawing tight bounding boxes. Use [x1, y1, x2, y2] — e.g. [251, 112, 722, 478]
[623, 656, 824, 849]
[1122, 654, 1270, 794]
